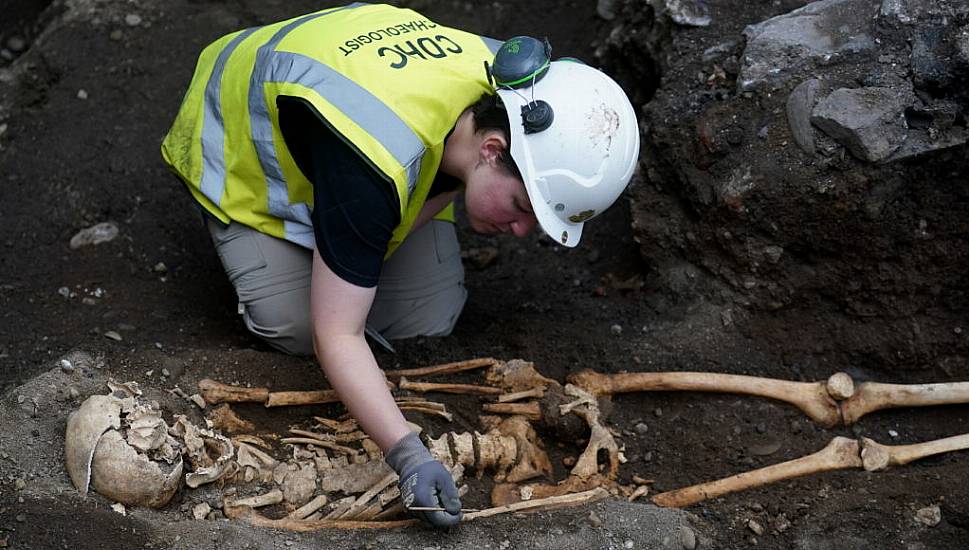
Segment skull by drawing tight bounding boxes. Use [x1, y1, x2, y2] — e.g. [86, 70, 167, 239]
[64, 388, 183, 508]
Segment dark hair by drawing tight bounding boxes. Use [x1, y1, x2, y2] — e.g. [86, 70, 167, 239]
[470, 93, 523, 180]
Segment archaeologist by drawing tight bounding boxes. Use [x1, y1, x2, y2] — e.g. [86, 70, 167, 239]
[161, 3, 639, 528]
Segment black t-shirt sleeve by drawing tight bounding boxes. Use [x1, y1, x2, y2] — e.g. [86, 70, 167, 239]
[276, 96, 401, 288]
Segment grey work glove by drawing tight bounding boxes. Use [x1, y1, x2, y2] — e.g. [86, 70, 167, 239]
[385, 432, 462, 528]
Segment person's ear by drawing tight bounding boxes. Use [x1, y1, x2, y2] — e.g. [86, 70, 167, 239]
[479, 131, 508, 167]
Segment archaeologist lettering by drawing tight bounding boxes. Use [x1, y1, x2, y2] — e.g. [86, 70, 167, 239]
[161, 3, 639, 528]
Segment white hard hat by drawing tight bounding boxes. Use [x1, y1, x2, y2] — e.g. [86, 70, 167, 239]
[497, 60, 640, 247]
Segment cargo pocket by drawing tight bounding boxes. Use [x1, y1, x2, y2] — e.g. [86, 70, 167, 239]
[212, 225, 268, 286]
[432, 220, 461, 265]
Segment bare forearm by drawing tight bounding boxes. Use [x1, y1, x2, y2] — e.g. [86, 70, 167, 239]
[316, 333, 411, 452]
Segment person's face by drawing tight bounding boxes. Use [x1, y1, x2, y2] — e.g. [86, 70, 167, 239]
[462, 132, 539, 238]
[464, 163, 538, 238]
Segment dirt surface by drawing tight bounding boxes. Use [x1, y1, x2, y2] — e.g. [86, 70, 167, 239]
[1, 0, 968, 549]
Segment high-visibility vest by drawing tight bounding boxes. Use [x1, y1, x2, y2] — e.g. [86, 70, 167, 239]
[161, 3, 500, 255]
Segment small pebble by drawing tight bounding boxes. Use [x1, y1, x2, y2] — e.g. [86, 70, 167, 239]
[161, 368, 171, 377]
[623, 540, 634, 549]
[69, 387, 80, 399]
[6, 36, 26, 52]
[755, 422, 767, 434]
[59, 359, 74, 373]
[915, 505, 941, 527]
[153, 262, 167, 273]
[58, 286, 71, 298]
[192, 502, 211, 520]
[189, 394, 207, 410]
[104, 330, 122, 341]
[748, 519, 765, 536]
[680, 525, 697, 550]
[641, 451, 653, 462]
[125, 14, 143, 26]
[610, 324, 623, 336]
[14, 478, 26, 490]
[888, 429, 899, 438]
[588, 511, 603, 528]
[15, 514, 25, 522]
[77, 89, 88, 100]
[654, 408, 663, 417]
[634, 422, 649, 435]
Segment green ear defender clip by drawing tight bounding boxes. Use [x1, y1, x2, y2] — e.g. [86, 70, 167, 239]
[485, 36, 555, 134]
[489, 36, 552, 89]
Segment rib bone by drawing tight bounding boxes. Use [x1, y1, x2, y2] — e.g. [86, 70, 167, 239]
[398, 377, 502, 396]
[383, 357, 498, 379]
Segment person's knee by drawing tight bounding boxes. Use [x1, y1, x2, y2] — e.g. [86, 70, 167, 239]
[372, 283, 467, 340]
[241, 299, 314, 356]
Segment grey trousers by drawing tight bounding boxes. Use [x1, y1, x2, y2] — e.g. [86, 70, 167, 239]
[206, 219, 467, 356]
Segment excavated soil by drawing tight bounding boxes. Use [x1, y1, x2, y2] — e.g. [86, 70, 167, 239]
[1, 0, 967, 548]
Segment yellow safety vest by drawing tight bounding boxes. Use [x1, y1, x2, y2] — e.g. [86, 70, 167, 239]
[161, 3, 500, 255]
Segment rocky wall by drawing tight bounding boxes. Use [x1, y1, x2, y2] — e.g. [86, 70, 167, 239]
[601, 0, 968, 370]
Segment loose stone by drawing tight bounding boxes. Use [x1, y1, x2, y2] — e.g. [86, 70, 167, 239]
[681, 525, 697, 550]
[915, 505, 941, 527]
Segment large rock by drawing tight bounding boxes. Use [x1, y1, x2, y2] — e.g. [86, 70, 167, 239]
[738, 0, 878, 91]
[810, 86, 909, 162]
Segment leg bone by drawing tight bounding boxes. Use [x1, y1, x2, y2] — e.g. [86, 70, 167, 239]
[841, 382, 969, 424]
[568, 370, 845, 428]
[861, 433, 969, 472]
[651, 437, 862, 508]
